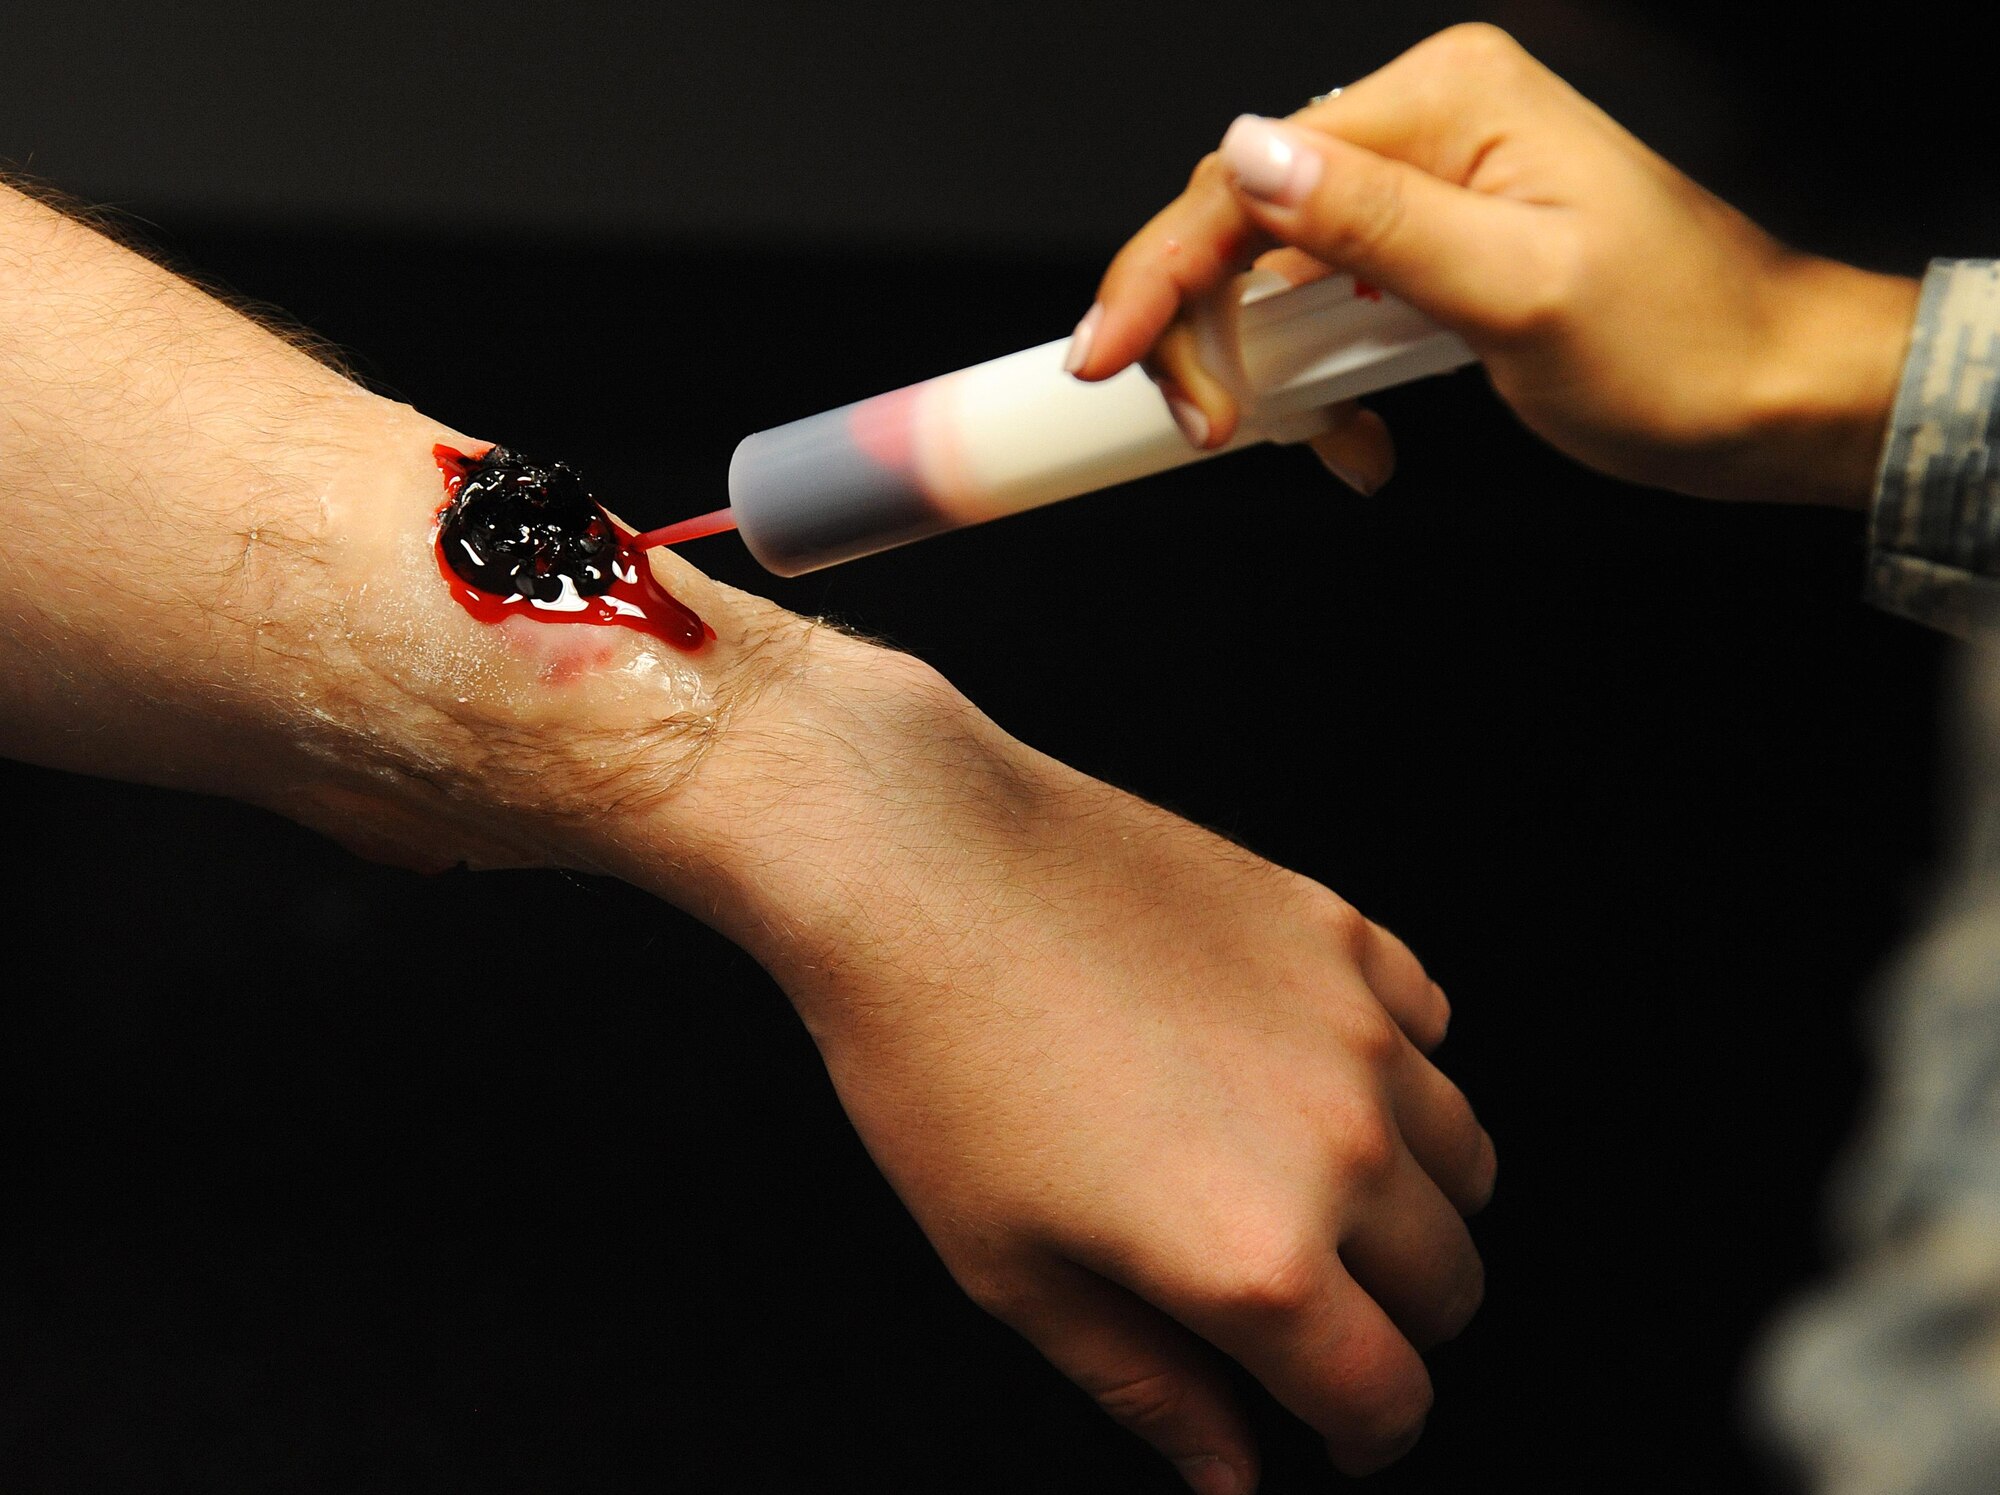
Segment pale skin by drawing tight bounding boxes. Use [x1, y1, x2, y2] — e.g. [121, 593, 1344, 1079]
[1075, 23, 1919, 516]
[0, 175, 1484, 1495]
[0, 20, 1924, 1491]
[1054, 20, 1919, 1487]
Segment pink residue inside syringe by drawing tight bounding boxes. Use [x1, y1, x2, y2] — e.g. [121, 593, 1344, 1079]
[848, 383, 924, 473]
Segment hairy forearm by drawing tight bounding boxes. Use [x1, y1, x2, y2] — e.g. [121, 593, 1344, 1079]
[0, 182, 1504, 1484]
[0, 182, 369, 783]
[0, 178, 917, 933]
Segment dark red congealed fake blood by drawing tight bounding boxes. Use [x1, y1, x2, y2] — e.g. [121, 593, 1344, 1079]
[432, 444, 712, 652]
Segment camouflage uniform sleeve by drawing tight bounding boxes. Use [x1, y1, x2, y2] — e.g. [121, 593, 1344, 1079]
[1753, 644, 2000, 1493]
[1752, 262, 2000, 1492]
[1867, 260, 2000, 636]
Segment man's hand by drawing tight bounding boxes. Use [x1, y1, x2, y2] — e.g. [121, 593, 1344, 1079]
[664, 641, 1495, 1489]
[1071, 23, 1921, 510]
[0, 179, 1492, 1490]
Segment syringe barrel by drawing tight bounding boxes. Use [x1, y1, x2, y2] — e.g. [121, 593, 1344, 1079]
[728, 274, 1474, 577]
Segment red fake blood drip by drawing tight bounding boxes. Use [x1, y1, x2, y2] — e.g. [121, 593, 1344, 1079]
[431, 444, 712, 652]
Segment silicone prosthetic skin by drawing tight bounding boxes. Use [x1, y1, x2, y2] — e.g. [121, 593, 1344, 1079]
[279, 402, 781, 876]
[432, 442, 712, 657]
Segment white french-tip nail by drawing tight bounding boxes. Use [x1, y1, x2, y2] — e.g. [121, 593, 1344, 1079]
[1064, 302, 1103, 376]
[1220, 114, 1322, 207]
[1167, 394, 1211, 448]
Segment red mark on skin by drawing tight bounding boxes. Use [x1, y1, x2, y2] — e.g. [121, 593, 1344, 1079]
[848, 383, 922, 473]
[1353, 278, 1383, 301]
[1162, 238, 1183, 258]
[508, 619, 617, 685]
[431, 444, 713, 653]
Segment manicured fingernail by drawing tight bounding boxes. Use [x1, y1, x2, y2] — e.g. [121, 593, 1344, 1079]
[1064, 302, 1103, 376]
[1167, 392, 1211, 448]
[1317, 447, 1379, 495]
[1175, 1455, 1247, 1495]
[1220, 115, 1322, 207]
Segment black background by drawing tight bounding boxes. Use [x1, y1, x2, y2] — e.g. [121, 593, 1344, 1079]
[0, 3, 1983, 1491]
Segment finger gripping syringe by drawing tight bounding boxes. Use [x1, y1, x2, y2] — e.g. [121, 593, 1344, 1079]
[639, 272, 1477, 575]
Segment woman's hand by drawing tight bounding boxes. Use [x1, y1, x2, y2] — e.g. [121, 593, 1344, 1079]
[1070, 23, 1920, 509]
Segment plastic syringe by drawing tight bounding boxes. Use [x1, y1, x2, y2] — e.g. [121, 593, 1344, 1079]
[635, 271, 1477, 575]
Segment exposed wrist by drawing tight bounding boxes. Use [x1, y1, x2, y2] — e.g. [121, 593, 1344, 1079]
[1743, 256, 1920, 510]
[605, 626, 1046, 1001]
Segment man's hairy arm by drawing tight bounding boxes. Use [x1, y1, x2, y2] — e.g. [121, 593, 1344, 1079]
[0, 181, 1494, 1492]
[0, 178, 816, 885]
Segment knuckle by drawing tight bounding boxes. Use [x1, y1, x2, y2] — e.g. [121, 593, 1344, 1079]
[1431, 21, 1526, 71]
[1331, 1107, 1399, 1183]
[1201, 1225, 1328, 1321]
[1362, 1009, 1406, 1066]
[1309, 891, 1370, 958]
[1320, 163, 1408, 266]
[1342, 1005, 1405, 1070]
[1091, 1366, 1191, 1435]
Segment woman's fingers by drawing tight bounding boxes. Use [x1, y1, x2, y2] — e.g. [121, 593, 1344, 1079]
[1140, 248, 1347, 448]
[1256, 247, 1398, 490]
[990, 1259, 1258, 1495]
[1216, 115, 1554, 331]
[1073, 25, 1561, 390]
[1308, 404, 1395, 495]
[1288, 24, 1549, 182]
[1144, 318, 1243, 448]
[1072, 153, 1265, 383]
[1139, 358, 1401, 490]
[1252, 245, 1336, 287]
